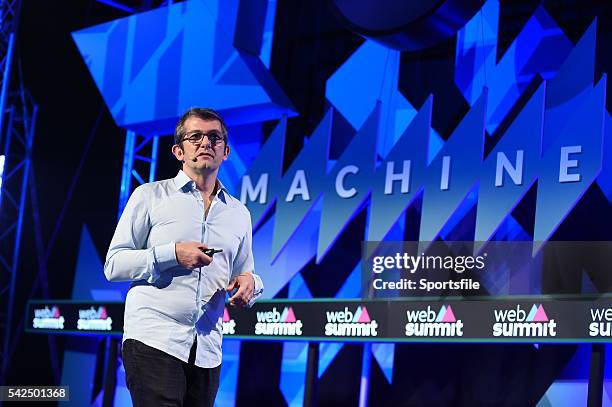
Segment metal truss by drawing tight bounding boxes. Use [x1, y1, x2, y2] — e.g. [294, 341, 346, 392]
[0, 0, 20, 148]
[0, 83, 37, 385]
[118, 131, 160, 217]
[0, 0, 27, 387]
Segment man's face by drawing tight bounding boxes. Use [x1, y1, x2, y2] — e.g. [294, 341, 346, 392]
[173, 116, 229, 173]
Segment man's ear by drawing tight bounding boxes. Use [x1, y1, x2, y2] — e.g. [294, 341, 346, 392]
[223, 144, 230, 161]
[172, 144, 185, 162]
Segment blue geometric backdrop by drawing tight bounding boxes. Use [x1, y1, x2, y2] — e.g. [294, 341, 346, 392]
[66, 0, 612, 405]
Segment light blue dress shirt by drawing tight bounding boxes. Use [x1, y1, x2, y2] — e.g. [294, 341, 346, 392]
[104, 170, 263, 368]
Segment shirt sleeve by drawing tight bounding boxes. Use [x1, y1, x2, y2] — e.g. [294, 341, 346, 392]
[231, 210, 263, 307]
[104, 185, 178, 283]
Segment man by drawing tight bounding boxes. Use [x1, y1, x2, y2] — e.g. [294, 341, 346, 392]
[104, 107, 263, 407]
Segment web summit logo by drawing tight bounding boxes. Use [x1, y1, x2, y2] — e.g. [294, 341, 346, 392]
[325, 306, 378, 337]
[223, 307, 236, 335]
[589, 307, 612, 337]
[77, 306, 113, 331]
[405, 305, 463, 337]
[255, 307, 302, 336]
[33, 306, 65, 330]
[493, 304, 556, 337]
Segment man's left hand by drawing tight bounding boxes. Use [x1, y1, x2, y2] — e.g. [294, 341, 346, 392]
[226, 273, 255, 307]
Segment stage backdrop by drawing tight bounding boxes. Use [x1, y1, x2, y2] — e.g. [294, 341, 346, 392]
[60, 0, 612, 406]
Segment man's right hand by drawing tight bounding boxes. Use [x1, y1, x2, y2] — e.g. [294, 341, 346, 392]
[175, 242, 213, 269]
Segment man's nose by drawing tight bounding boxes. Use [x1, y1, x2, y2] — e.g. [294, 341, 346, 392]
[201, 139, 213, 149]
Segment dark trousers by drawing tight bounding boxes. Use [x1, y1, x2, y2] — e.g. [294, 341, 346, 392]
[122, 338, 221, 407]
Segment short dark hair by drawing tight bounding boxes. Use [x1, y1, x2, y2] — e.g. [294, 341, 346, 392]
[174, 107, 228, 145]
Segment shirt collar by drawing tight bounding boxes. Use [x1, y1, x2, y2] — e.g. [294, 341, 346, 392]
[173, 170, 228, 202]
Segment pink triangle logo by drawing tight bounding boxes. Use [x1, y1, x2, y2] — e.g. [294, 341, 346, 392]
[358, 307, 371, 323]
[52, 306, 60, 318]
[532, 305, 549, 322]
[442, 305, 456, 322]
[284, 307, 297, 323]
[223, 307, 231, 322]
[99, 307, 108, 319]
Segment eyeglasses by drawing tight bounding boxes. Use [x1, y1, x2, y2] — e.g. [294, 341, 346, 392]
[181, 130, 225, 147]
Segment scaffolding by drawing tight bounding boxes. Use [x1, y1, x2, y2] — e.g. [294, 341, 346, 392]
[118, 131, 160, 217]
[0, 0, 31, 387]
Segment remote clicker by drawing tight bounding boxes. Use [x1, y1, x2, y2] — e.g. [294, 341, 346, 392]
[202, 248, 223, 256]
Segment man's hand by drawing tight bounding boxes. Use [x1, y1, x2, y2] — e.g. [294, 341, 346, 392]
[226, 273, 255, 307]
[175, 242, 212, 269]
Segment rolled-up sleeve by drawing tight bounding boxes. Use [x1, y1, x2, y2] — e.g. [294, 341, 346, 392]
[231, 211, 263, 307]
[104, 185, 178, 283]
